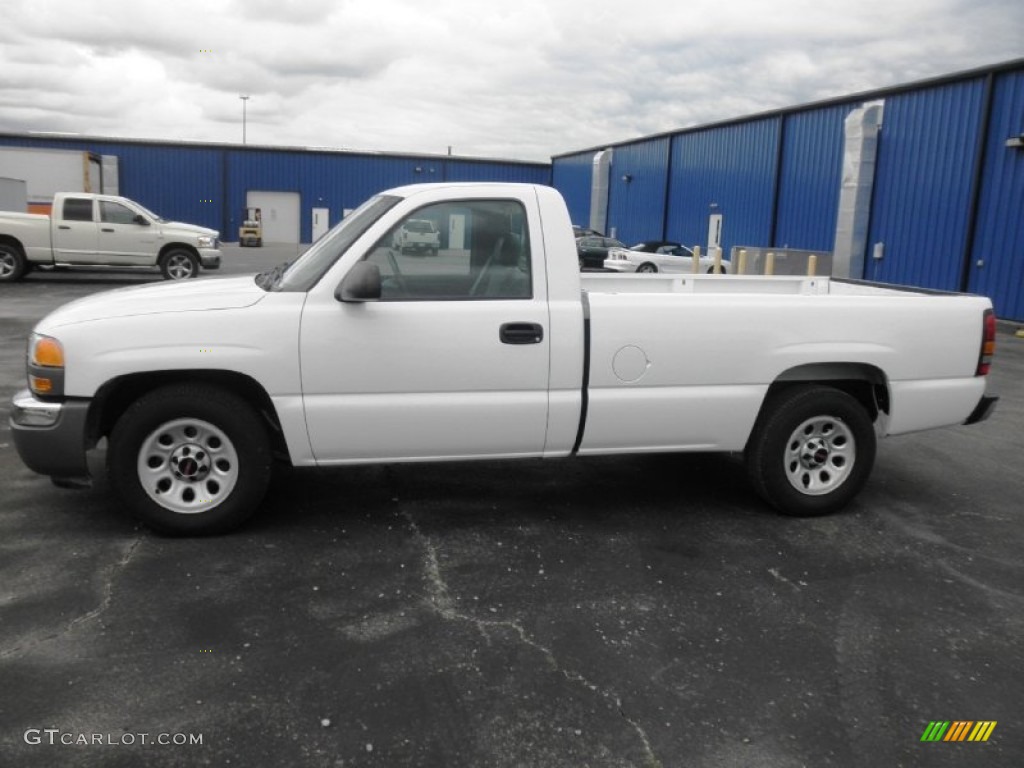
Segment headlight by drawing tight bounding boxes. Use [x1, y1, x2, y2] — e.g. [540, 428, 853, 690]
[28, 333, 65, 397]
[197, 235, 216, 248]
[30, 333, 64, 368]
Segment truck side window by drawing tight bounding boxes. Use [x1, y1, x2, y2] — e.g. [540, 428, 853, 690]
[364, 199, 532, 301]
[100, 201, 138, 225]
[63, 198, 93, 222]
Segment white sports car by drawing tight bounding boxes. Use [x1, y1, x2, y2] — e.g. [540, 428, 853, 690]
[603, 244, 731, 274]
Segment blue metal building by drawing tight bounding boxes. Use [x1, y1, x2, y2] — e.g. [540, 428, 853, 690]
[553, 58, 1024, 321]
[0, 134, 550, 244]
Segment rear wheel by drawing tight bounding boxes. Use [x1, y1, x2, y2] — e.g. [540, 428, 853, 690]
[160, 249, 199, 280]
[745, 385, 876, 516]
[108, 384, 272, 535]
[0, 243, 27, 282]
[637, 263, 658, 273]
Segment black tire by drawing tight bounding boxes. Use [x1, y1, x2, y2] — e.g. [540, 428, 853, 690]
[255, 238, 262, 247]
[637, 263, 658, 273]
[431, 247, 439, 257]
[745, 385, 876, 517]
[159, 249, 199, 280]
[108, 384, 272, 535]
[706, 266, 728, 274]
[0, 243, 27, 282]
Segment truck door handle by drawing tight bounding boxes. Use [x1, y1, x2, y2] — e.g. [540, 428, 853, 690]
[101, 227, 115, 232]
[58, 225, 70, 230]
[500, 322, 544, 344]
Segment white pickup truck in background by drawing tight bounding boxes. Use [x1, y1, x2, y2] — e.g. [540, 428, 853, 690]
[9, 183, 998, 535]
[392, 218, 441, 255]
[0, 192, 221, 281]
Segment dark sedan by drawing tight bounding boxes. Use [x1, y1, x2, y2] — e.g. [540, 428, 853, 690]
[577, 236, 626, 269]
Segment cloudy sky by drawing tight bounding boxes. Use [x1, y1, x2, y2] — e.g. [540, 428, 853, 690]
[1, 0, 1021, 162]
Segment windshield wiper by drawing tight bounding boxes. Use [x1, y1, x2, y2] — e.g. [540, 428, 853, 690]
[255, 260, 291, 291]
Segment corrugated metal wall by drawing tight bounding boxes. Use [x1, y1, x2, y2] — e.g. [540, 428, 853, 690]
[605, 137, 670, 244]
[774, 103, 854, 251]
[0, 134, 549, 243]
[865, 79, 987, 289]
[969, 70, 1024, 319]
[550, 60, 1024, 318]
[550, 151, 594, 227]
[665, 118, 780, 254]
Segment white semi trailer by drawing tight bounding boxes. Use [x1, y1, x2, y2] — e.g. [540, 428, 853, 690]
[0, 146, 118, 214]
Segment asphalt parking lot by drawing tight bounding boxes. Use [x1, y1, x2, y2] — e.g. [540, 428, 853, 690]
[1, 248, 1022, 767]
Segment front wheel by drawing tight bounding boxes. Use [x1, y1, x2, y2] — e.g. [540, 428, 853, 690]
[0, 243, 27, 282]
[160, 249, 199, 280]
[637, 263, 658, 273]
[108, 384, 272, 535]
[745, 385, 876, 517]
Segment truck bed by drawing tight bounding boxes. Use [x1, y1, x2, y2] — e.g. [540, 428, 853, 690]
[576, 272, 990, 453]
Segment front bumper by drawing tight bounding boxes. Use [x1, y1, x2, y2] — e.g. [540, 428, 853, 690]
[199, 248, 222, 269]
[9, 389, 91, 481]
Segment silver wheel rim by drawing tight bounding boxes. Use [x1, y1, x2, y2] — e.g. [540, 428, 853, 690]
[0, 252, 16, 278]
[166, 253, 195, 279]
[136, 418, 239, 513]
[784, 415, 855, 496]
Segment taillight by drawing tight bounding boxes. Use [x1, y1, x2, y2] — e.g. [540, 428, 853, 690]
[976, 309, 996, 376]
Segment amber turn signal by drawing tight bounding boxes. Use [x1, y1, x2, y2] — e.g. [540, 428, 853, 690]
[29, 375, 54, 394]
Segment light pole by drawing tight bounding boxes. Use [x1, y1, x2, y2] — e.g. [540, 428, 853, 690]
[239, 95, 250, 144]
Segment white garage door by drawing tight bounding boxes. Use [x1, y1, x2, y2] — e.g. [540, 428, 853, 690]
[246, 190, 300, 244]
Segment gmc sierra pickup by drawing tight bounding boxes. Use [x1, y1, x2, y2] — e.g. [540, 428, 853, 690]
[9, 183, 998, 534]
[0, 192, 221, 281]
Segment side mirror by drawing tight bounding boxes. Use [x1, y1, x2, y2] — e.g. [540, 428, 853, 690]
[133, 214, 150, 226]
[336, 262, 381, 302]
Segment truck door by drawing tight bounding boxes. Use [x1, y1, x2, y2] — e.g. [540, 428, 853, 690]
[52, 197, 98, 263]
[298, 197, 551, 462]
[97, 199, 156, 264]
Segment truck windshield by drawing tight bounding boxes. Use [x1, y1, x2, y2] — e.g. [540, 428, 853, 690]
[272, 194, 401, 292]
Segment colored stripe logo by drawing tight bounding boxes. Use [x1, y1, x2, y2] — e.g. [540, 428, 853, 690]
[920, 721, 997, 742]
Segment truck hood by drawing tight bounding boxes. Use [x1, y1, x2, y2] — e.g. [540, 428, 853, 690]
[161, 221, 219, 237]
[37, 276, 266, 331]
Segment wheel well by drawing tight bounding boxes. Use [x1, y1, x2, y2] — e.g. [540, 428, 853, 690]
[766, 363, 890, 421]
[0, 235, 26, 255]
[159, 243, 199, 261]
[638, 262, 657, 272]
[88, 371, 291, 462]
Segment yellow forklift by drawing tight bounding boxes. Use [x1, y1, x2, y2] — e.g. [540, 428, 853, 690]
[239, 207, 262, 247]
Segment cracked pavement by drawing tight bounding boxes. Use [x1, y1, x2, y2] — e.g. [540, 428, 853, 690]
[1, 251, 1022, 766]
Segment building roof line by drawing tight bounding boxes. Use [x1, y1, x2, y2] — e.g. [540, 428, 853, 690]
[551, 57, 1024, 160]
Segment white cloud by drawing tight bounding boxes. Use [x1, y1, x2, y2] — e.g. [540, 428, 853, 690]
[0, 0, 1020, 161]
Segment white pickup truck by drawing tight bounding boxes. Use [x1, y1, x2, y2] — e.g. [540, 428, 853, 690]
[392, 218, 441, 255]
[9, 183, 998, 535]
[0, 192, 221, 281]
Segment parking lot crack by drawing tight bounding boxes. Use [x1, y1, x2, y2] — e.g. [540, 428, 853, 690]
[1, 535, 143, 659]
[401, 511, 662, 767]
